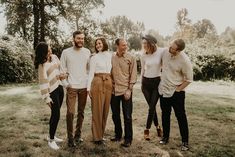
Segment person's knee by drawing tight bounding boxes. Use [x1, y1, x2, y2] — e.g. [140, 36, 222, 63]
[148, 107, 155, 114]
[66, 110, 75, 117]
[124, 115, 132, 123]
[112, 114, 120, 120]
[175, 112, 187, 120]
[77, 110, 84, 115]
[162, 112, 171, 118]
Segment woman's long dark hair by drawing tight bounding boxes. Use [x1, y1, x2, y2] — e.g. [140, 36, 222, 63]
[34, 42, 49, 69]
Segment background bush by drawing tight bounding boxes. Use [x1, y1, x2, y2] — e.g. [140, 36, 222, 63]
[192, 54, 235, 81]
[185, 38, 235, 81]
[0, 35, 35, 84]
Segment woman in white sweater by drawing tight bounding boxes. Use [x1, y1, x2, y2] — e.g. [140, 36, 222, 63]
[34, 42, 67, 150]
[87, 38, 112, 145]
[140, 35, 164, 140]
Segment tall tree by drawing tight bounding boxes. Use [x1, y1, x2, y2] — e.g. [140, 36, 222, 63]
[175, 8, 194, 40]
[33, 0, 39, 48]
[39, 0, 45, 42]
[1, 0, 32, 41]
[128, 35, 142, 50]
[176, 8, 191, 30]
[193, 19, 217, 38]
[102, 15, 145, 41]
[64, 0, 104, 30]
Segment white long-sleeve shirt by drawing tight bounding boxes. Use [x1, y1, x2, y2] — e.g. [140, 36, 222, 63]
[60, 47, 91, 89]
[87, 51, 112, 91]
[140, 47, 166, 79]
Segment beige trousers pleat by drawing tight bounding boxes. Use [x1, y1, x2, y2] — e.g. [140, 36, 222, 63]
[90, 73, 112, 141]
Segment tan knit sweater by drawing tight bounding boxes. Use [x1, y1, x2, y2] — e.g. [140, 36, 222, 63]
[38, 54, 61, 103]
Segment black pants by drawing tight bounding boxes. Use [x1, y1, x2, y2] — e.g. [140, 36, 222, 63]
[141, 77, 160, 129]
[160, 91, 189, 143]
[49, 85, 64, 139]
[111, 94, 133, 142]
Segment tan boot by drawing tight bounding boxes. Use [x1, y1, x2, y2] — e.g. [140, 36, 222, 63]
[144, 129, 150, 141]
[157, 125, 163, 137]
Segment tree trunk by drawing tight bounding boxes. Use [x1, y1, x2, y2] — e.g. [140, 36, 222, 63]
[39, 0, 45, 42]
[33, 0, 39, 49]
[75, 15, 79, 30]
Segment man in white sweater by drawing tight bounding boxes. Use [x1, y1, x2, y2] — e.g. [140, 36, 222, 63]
[60, 31, 91, 147]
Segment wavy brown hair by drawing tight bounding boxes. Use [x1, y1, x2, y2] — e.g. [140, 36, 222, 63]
[145, 40, 157, 54]
[95, 37, 109, 53]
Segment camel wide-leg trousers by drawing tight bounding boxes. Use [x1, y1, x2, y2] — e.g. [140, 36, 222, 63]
[90, 73, 112, 141]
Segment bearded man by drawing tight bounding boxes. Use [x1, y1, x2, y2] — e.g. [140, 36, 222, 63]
[60, 31, 91, 147]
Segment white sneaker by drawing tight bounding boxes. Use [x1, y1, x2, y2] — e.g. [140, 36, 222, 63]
[48, 140, 59, 150]
[54, 136, 63, 143]
[47, 136, 63, 143]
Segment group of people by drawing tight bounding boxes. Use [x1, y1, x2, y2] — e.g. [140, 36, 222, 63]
[34, 30, 193, 152]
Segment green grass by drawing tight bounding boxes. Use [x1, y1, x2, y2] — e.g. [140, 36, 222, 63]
[0, 82, 234, 157]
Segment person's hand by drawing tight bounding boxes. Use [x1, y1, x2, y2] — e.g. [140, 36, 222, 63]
[47, 102, 52, 108]
[175, 86, 181, 92]
[66, 84, 71, 90]
[58, 73, 69, 80]
[124, 89, 131, 100]
[88, 91, 92, 99]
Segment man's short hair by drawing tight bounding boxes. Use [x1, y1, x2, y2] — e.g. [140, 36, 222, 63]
[73, 31, 84, 38]
[115, 38, 125, 46]
[174, 39, 185, 51]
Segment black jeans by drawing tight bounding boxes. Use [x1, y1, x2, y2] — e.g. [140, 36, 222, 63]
[141, 77, 160, 129]
[160, 91, 189, 143]
[111, 94, 133, 142]
[49, 85, 64, 139]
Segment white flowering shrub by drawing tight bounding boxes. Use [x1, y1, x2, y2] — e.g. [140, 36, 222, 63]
[185, 38, 235, 80]
[0, 35, 35, 84]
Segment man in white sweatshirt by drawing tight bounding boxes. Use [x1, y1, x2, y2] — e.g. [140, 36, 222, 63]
[60, 31, 91, 147]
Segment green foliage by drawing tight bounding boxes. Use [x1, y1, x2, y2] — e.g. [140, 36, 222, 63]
[0, 35, 35, 84]
[128, 35, 142, 50]
[184, 37, 235, 81]
[102, 16, 145, 41]
[193, 54, 235, 81]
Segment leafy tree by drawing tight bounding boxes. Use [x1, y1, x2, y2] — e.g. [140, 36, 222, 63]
[1, 0, 103, 49]
[193, 19, 217, 38]
[0, 0, 67, 48]
[64, 0, 104, 30]
[174, 8, 195, 40]
[128, 35, 142, 50]
[100, 15, 145, 51]
[176, 8, 191, 30]
[102, 15, 145, 40]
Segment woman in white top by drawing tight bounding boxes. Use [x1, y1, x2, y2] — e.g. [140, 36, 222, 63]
[34, 42, 67, 150]
[140, 35, 164, 140]
[87, 38, 112, 145]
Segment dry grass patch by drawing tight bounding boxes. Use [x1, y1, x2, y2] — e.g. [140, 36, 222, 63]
[0, 82, 234, 157]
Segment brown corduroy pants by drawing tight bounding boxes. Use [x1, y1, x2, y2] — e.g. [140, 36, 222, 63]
[90, 73, 112, 141]
[66, 87, 87, 140]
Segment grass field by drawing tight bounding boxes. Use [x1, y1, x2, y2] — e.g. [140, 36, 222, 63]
[0, 81, 234, 157]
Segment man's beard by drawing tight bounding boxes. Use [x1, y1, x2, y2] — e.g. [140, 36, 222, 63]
[74, 42, 83, 48]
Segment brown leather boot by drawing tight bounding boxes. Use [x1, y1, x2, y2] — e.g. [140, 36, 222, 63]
[144, 129, 150, 141]
[157, 125, 163, 137]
